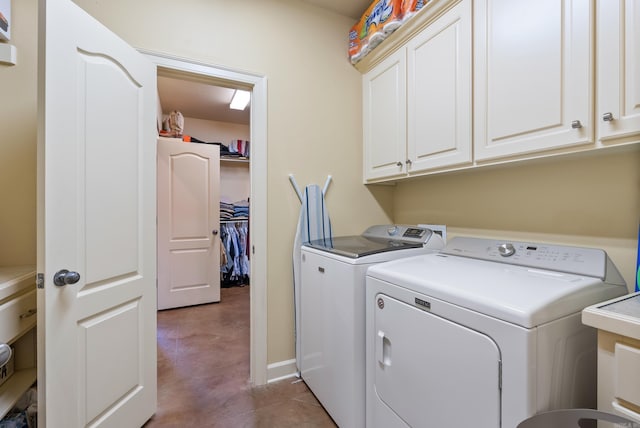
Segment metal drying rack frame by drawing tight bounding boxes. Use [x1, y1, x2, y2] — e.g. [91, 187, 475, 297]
[288, 174, 332, 203]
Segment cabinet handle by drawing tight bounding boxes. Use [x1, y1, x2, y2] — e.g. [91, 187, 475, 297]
[19, 308, 37, 320]
[396, 161, 402, 167]
[571, 120, 582, 129]
[406, 159, 412, 166]
[602, 112, 614, 122]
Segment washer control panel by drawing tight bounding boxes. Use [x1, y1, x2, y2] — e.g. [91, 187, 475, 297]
[443, 236, 608, 279]
[364, 224, 431, 244]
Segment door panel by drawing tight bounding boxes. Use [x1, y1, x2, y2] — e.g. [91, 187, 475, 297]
[474, 0, 593, 159]
[374, 293, 501, 428]
[37, 0, 157, 426]
[407, 0, 472, 172]
[597, 0, 640, 142]
[157, 138, 220, 310]
[363, 49, 407, 181]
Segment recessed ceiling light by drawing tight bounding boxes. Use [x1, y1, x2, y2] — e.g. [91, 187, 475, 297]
[230, 89, 250, 110]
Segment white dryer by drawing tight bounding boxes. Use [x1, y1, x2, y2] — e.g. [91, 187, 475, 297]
[300, 225, 444, 428]
[365, 237, 628, 428]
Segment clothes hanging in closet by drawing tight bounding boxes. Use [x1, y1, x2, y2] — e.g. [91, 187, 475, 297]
[220, 222, 250, 287]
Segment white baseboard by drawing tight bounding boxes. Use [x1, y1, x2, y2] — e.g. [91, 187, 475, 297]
[267, 358, 299, 383]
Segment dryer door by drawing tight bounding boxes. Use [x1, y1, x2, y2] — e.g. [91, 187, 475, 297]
[373, 294, 501, 428]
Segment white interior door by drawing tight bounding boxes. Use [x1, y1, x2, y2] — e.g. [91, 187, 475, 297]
[37, 0, 157, 426]
[157, 138, 220, 310]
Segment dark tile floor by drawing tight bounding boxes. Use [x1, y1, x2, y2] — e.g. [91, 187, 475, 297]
[144, 286, 337, 428]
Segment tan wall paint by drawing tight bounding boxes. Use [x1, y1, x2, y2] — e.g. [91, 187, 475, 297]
[3, 0, 393, 365]
[180, 117, 250, 144]
[0, 0, 37, 266]
[393, 148, 640, 289]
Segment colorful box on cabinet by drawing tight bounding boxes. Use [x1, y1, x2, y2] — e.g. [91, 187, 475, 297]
[349, 0, 427, 64]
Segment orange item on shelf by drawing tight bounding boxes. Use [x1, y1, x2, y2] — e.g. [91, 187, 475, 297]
[348, 0, 428, 64]
[349, 0, 403, 63]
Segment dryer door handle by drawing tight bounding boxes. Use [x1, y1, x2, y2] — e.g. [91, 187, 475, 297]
[377, 330, 391, 367]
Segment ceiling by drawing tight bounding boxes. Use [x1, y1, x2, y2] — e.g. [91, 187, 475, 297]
[157, 76, 251, 125]
[302, 0, 372, 20]
[157, 0, 372, 126]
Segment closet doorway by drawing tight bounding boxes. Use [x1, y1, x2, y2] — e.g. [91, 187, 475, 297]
[143, 51, 268, 386]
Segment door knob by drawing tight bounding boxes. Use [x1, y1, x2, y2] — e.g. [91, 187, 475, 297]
[53, 269, 81, 286]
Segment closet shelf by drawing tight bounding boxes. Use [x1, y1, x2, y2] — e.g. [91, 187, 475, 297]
[221, 217, 248, 223]
[221, 156, 249, 163]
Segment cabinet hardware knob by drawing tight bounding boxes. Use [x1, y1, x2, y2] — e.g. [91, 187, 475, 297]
[602, 112, 614, 122]
[396, 161, 402, 167]
[53, 269, 81, 287]
[571, 120, 582, 129]
[406, 159, 412, 165]
[212, 229, 218, 236]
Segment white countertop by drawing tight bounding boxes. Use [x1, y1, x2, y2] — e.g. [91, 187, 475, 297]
[582, 292, 640, 340]
[0, 266, 36, 303]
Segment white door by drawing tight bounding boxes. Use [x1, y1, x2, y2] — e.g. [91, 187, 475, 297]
[406, 0, 472, 173]
[157, 138, 221, 310]
[474, 0, 593, 160]
[373, 294, 501, 428]
[37, 0, 157, 426]
[363, 49, 407, 181]
[597, 0, 640, 143]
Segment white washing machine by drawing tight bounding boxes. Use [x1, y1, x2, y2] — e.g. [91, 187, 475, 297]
[300, 225, 444, 428]
[365, 236, 629, 428]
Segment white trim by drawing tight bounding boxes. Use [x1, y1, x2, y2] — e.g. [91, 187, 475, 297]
[140, 50, 268, 386]
[267, 359, 299, 383]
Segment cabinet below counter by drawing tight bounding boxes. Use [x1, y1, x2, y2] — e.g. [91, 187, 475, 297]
[0, 266, 37, 420]
[583, 292, 640, 423]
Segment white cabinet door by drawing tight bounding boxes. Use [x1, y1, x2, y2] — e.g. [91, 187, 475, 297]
[157, 138, 221, 310]
[407, 0, 472, 173]
[474, 0, 593, 160]
[363, 49, 407, 181]
[597, 0, 640, 143]
[38, 0, 157, 426]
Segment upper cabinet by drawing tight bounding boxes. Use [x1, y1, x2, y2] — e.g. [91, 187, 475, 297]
[363, 48, 407, 181]
[360, 0, 640, 183]
[363, 0, 472, 182]
[597, 0, 640, 144]
[407, 0, 472, 172]
[474, 0, 593, 161]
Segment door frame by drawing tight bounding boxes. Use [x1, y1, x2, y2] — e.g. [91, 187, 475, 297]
[141, 50, 268, 386]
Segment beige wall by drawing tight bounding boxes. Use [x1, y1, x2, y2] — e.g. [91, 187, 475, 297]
[2, 0, 393, 365]
[6, 0, 635, 373]
[393, 148, 640, 289]
[179, 116, 250, 144]
[0, 0, 37, 266]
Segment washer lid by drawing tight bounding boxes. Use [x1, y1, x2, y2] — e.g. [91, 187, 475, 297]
[306, 236, 423, 259]
[367, 252, 628, 328]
